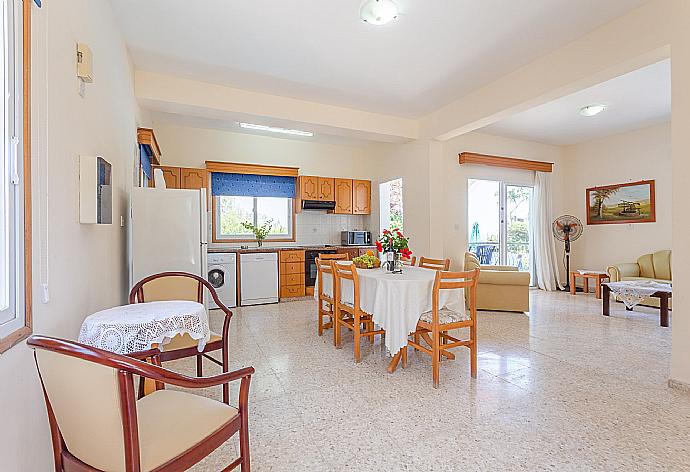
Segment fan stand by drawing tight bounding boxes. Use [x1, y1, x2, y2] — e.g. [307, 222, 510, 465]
[560, 236, 579, 292]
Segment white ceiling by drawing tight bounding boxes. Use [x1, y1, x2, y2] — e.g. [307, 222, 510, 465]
[109, 0, 647, 118]
[480, 59, 671, 145]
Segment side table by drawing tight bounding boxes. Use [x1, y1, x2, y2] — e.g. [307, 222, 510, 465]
[569, 271, 610, 299]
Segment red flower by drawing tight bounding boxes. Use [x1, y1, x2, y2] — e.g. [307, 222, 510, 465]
[375, 241, 383, 252]
[396, 231, 403, 238]
[383, 229, 391, 235]
[401, 248, 412, 258]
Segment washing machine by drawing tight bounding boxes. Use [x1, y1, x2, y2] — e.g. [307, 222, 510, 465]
[207, 252, 237, 309]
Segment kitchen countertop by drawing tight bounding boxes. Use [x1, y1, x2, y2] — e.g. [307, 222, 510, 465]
[208, 245, 375, 254]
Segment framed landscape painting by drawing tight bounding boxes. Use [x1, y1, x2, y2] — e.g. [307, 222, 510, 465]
[586, 180, 656, 225]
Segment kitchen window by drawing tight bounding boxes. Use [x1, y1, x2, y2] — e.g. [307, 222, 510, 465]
[0, 0, 30, 353]
[214, 196, 294, 241]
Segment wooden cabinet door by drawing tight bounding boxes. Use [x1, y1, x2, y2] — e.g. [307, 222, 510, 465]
[180, 168, 208, 190]
[155, 166, 181, 189]
[352, 180, 371, 215]
[300, 176, 319, 200]
[334, 179, 353, 214]
[317, 178, 335, 201]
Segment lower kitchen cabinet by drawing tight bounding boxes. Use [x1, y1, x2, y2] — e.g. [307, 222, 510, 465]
[279, 250, 305, 298]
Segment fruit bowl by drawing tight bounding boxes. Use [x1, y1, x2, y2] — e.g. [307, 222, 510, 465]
[352, 255, 381, 269]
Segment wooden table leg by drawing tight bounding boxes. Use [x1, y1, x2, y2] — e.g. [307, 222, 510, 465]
[583, 276, 589, 294]
[659, 293, 670, 327]
[595, 275, 602, 299]
[602, 284, 610, 317]
[387, 349, 403, 373]
[570, 272, 576, 295]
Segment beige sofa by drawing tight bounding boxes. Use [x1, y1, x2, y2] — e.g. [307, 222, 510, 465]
[464, 252, 530, 312]
[606, 250, 672, 308]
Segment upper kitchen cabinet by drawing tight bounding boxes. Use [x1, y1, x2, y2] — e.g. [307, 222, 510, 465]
[180, 168, 208, 190]
[352, 180, 371, 215]
[299, 176, 319, 200]
[334, 178, 353, 214]
[154, 166, 181, 189]
[318, 177, 335, 201]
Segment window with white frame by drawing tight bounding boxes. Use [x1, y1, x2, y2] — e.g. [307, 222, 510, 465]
[0, 0, 26, 346]
[214, 196, 293, 241]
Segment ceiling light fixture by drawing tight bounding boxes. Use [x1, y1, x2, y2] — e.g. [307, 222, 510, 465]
[239, 122, 314, 137]
[360, 0, 399, 26]
[579, 104, 607, 117]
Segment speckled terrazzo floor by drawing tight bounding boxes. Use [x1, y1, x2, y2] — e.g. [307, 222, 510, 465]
[166, 289, 690, 471]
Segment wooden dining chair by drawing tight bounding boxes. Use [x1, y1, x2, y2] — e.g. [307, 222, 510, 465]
[407, 268, 480, 388]
[316, 254, 349, 336]
[129, 271, 233, 403]
[27, 335, 253, 472]
[418, 256, 451, 271]
[332, 261, 385, 362]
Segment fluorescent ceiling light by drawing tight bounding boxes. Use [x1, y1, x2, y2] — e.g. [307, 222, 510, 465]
[239, 122, 314, 137]
[360, 0, 398, 26]
[579, 104, 607, 117]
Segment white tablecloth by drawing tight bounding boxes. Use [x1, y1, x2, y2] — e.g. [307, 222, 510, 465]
[78, 301, 211, 355]
[605, 281, 672, 308]
[317, 266, 465, 355]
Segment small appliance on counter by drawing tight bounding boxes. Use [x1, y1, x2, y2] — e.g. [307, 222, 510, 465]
[341, 231, 371, 246]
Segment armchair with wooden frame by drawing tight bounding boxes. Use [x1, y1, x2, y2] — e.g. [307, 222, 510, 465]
[129, 272, 233, 403]
[332, 261, 385, 362]
[315, 254, 348, 337]
[418, 257, 451, 271]
[407, 268, 479, 388]
[27, 335, 253, 472]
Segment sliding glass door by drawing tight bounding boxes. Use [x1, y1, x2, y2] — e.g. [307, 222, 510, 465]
[468, 179, 532, 272]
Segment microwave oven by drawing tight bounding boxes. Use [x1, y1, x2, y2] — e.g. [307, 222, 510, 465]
[341, 231, 371, 246]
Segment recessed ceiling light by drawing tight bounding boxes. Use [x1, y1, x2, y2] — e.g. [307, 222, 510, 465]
[579, 104, 607, 117]
[360, 0, 398, 26]
[239, 122, 314, 137]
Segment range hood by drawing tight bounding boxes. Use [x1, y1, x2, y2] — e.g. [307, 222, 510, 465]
[302, 200, 336, 211]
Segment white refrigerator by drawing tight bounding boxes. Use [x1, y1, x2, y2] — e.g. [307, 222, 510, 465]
[129, 187, 208, 289]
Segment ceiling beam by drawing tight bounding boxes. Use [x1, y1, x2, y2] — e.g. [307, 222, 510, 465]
[135, 71, 419, 142]
[422, 0, 672, 141]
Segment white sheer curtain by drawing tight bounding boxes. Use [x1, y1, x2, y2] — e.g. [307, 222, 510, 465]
[530, 171, 563, 291]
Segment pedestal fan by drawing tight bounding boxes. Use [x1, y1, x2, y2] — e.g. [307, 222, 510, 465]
[552, 215, 583, 291]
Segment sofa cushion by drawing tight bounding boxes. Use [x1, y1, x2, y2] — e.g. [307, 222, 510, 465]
[479, 270, 531, 286]
[637, 254, 655, 279]
[652, 250, 672, 280]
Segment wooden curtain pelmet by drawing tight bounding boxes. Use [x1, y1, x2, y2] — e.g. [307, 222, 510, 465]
[459, 152, 553, 173]
[205, 161, 299, 177]
[0, 0, 32, 352]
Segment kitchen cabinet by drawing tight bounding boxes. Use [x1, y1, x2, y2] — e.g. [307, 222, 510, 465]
[318, 177, 335, 201]
[299, 176, 319, 200]
[352, 180, 372, 215]
[279, 250, 305, 298]
[337, 247, 360, 260]
[180, 168, 208, 190]
[151, 166, 207, 190]
[334, 178, 353, 214]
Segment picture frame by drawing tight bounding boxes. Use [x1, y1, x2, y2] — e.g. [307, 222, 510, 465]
[586, 179, 655, 225]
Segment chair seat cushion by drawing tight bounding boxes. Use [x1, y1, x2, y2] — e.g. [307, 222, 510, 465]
[137, 390, 239, 471]
[420, 308, 470, 324]
[160, 332, 222, 352]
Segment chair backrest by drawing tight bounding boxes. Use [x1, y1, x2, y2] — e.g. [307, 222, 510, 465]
[401, 255, 417, 266]
[429, 268, 480, 325]
[316, 255, 347, 298]
[28, 336, 138, 472]
[129, 272, 229, 312]
[419, 257, 451, 271]
[333, 261, 361, 311]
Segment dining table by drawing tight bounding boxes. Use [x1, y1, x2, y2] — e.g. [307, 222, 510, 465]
[78, 300, 211, 355]
[317, 264, 465, 371]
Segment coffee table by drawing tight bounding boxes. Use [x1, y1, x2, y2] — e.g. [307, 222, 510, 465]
[570, 271, 610, 299]
[602, 282, 671, 327]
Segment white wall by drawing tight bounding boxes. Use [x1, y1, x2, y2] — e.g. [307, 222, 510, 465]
[0, 1, 139, 469]
[440, 132, 567, 271]
[563, 123, 671, 272]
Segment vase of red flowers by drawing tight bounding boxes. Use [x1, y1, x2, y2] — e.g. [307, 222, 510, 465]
[376, 228, 412, 273]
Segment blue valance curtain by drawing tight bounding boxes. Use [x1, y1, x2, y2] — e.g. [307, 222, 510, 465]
[34, 0, 41, 6]
[139, 144, 153, 179]
[211, 172, 296, 198]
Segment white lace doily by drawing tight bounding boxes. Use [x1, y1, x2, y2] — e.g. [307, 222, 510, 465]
[78, 301, 210, 355]
[606, 281, 672, 309]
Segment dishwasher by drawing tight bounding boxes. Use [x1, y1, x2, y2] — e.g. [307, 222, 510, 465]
[240, 252, 279, 306]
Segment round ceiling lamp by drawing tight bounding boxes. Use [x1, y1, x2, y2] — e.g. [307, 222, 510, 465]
[579, 104, 607, 117]
[360, 0, 399, 26]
